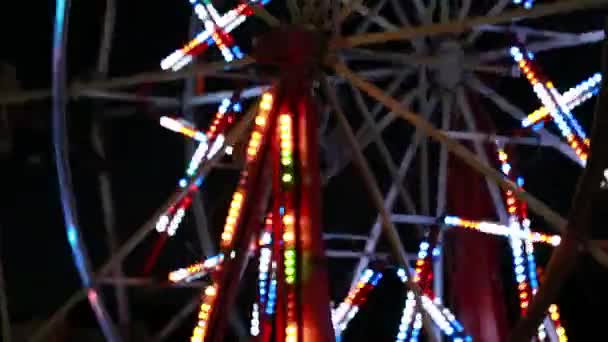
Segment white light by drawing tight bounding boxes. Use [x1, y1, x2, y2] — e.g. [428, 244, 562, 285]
[225, 145, 234, 155]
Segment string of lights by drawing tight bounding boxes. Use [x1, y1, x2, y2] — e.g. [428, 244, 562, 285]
[156, 98, 240, 237]
[510, 46, 589, 163]
[251, 216, 273, 337]
[442, 216, 561, 246]
[395, 268, 470, 341]
[168, 254, 224, 283]
[332, 269, 382, 338]
[191, 284, 219, 342]
[496, 146, 567, 340]
[161, 0, 271, 70]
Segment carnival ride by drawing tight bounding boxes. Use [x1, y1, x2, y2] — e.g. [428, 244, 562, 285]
[2, 0, 608, 341]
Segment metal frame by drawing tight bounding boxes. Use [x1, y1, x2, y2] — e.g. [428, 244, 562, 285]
[2, 0, 607, 340]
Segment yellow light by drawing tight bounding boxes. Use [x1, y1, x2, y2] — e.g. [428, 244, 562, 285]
[205, 286, 217, 297]
[281, 141, 292, 150]
[262, 93, 273, 103]
[551, 312, 560, 320]
[286, 324, 297, 335]
[283, 231, 295, 242]
[283, 215, 294, 225]
[280, 114, 291, 124]
[255, 116, 266, 126]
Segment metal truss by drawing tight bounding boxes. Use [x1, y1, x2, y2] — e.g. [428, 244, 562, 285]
[2, 0, 608, 341]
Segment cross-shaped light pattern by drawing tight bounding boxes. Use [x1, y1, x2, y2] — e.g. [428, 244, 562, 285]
[442, 216, 561, 246]
[496, 146, 568, 341]
[156, 98, 240, 237]
[395, 268, 470, 341]
[161, 0, 271, 71]
[510, 46, 590, 163]
[496, 147, 536, 315]
[329, 266, 470, 342]
[522, 73, 602, 129]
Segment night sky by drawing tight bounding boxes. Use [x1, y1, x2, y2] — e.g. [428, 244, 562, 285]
[2, 1, 608, 341]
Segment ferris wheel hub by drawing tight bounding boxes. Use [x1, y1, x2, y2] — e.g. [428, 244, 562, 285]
[432, 39, 466, 90]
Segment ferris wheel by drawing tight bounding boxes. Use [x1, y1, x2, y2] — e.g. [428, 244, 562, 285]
[3, 0, 608, 341]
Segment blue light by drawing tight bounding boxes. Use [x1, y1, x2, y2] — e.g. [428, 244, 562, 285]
[531, 122, 544, 131]
[179, 178, 188, 188]
[232, 102, 242, 112]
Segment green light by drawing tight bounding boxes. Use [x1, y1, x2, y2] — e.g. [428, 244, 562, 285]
[282, 174, 293, 183]
[285, 250, 296, 258]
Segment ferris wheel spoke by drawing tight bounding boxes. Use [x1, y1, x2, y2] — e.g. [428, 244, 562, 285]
[418, 69, 431, 216]
[349, 83, 421, 230]
[323, 70, 416, 180]
[387, 0, 426, 52]
[336, 0, 608, 49]
[347, 104, 433, 293]
[344, 90, 434, 181]
[341, 48, 434, 68]
[477, 30, 605, 64]
[465, 0, 511, 44]
[0, 58, 254, 106]
[31, 99, 261, 342]
[321, 75, 440, 342]
[151, 294, 201, 342]
[435, 93, 452, 217]
[92, 0, 130, 330]
[457, 0, 472, 20]
[353, 0, 391, 34]
[332, 60, 570, 234]
[455, 87, 509, 224]
[96, 0, 115, 77]
[439, 0, 450, 23]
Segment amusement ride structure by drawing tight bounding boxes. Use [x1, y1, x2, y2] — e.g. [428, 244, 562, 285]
[2, 0, 608, 341]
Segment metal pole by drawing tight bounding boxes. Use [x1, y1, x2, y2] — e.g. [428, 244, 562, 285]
[51, 0, 120, 339]
[93, 0, 130, 332]
[0, 226, 11, 342]
[455, 87, 508, 224]
[432, 93, 452, 341]
[322, 75, 439, 342]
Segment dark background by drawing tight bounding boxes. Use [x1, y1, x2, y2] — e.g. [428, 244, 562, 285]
[1, 0, 608, 341]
